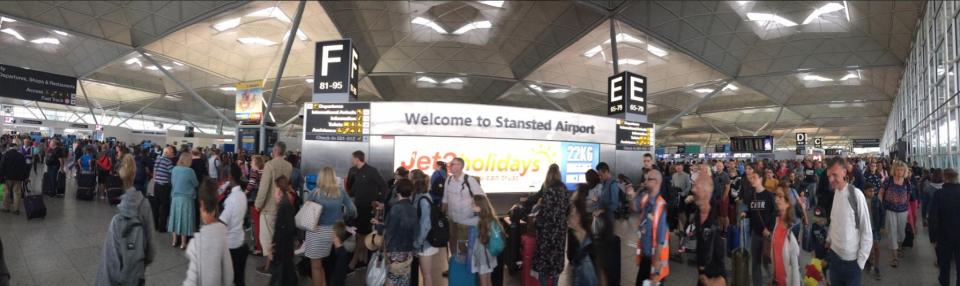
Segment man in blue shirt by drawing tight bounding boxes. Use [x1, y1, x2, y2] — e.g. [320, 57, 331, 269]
[596, 162, 620, 223]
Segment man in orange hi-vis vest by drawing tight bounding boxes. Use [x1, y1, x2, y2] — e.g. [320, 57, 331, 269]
[629, 169, 670, 286]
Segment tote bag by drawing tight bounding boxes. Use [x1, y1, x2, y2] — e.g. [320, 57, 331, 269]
[295, 200, 323, 231]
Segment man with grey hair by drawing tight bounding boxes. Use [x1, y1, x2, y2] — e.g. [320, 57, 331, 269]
[693, 168, 726, 285]
[254, 141, 292, 274]
[629, 169, 670, 285]
[442, 157, 485, 260]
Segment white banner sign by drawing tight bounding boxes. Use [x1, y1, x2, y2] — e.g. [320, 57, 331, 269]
[370, 102, 616, 144]
[394, 136, 600, 193]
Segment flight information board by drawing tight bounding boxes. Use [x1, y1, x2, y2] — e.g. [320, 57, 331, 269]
[615, 120, 654, 151]
[303, 102, 370, 142]
[729, 135, 774, 153]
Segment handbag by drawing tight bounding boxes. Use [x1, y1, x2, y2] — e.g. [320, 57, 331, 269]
[295, 200, 323, 231]
[366, 251, 387, 286]
[487, 221, 505, 256]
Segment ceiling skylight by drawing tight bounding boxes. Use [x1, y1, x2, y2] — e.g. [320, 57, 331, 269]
[478, 1, 504, 8]
[722, 84, 739, 91]
[237, 37, 277, 46]
[1, 28, 25, 41]
[583, 45, 603, 58]
[617, 59, 645, 65]
[802, 3, 846, 25]
[452, 21, 492, 35]
[0, 17, 15, 23]
[412, 17, 448, 34]
[246, 7, 291, 23]
[441, 78, 464, 84]
[417, 76, 438, 84]
[647, 44, 669, 57]
[305, 79, 314, 83]
[840, 73, 859, 80]
[282, 29, 309, 41]
[603, 33, 644, 45]
[803, 75, 834, 82]
[746, 13, 798, 27]
[53, 30, 68, 36]
[546, 89, 569, 94]
[528, 84, 544, 92]
[219, 87, 237, 91]
[213, 17, 241, 32]
[694, 88, 714, 93]
[145, 65, 173, 71]
[29, 37, 59, 45]
[125, 58, 143, 67]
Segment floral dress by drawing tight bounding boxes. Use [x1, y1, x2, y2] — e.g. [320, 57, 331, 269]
[533, 184, 570, 278]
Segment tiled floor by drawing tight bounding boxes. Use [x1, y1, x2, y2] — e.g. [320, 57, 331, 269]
[0, 176, 947, 285]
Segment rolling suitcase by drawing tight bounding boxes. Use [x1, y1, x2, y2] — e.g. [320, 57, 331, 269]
[42, 171, 58, 197]
[448, 256, 476, 286]
[731, 218, 749, 286]
[56, 172, 66, 196]
[23, 185, 46, 220]
[106, 175, 124, 205]
[76, 174, 95, 201]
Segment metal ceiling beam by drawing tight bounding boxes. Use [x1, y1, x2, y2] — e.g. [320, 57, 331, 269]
[116, 94, 168, 126]
[138, 49, 236, 127]
[697, 114, 729, 138]
[34, 102, 48, 120]
[77, 81, 100, 125]
[261, 0, 306, 153]
[655, 79, 733, 132]
[736, 63, 903, 80]
[754, 106, 783, 135]
[70, 111, 89, 124]
[525, 85, 569, 112]
[278, 110, 304, 128]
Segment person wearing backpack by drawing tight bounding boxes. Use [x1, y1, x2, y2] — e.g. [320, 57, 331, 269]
[825, 157, 873, 286]
[441, 157, 485, 276]
[303, 167, 357, 286]
[411, 169, 439, 286]
[96, 154, 157, 286]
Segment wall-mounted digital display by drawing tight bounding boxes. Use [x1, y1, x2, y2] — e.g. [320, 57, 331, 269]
[730, 136, 774, 153]
[615, 120, 654, 151]
[394, 136, 599, 193]
[303, 102, 370, 142]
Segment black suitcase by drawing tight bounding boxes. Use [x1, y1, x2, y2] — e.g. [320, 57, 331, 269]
[106, 175, 124, 205]
[23, 185, 46, 220]
[76, 174, 96, 201]
[42, 172, 57, 197]
[56, 172, 66, 195]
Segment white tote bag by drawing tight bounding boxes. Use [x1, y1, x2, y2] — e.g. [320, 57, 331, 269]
[295, 200, 323, 231]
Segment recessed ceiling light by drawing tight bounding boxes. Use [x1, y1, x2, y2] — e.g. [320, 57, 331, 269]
[246, 7, 290, 23]
[603, 33, 644, 45]
[452, 20, 492, 35]
[617, 59, 645, 65]
[237, 37, 277, 46]
[441, 78, 464, 84]
[746, 13, 798, 27]
[695, 88, 715, 93]
[417, 76, 438, 84]
[546, 89, 569, 94]
[478, 1, 504, 8]
[219, 87, 237, 91]
[802, 3, 846, 25]
[647, 44, 669, 57]
[53, 30, 68, 36]
[411, 17, 448, 34]
[29, 37, 59, 45]
[803, 75, 834, 82]
[840, 73, 859, 80]
[583, 45, 603, 58]
[1, 28, 25, 41]
[213, 17, 241, 32]
[144, 65, 173, 71]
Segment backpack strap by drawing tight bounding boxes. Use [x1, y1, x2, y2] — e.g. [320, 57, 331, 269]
[847, 184, 861, 231]
[461, 174, 475, 197]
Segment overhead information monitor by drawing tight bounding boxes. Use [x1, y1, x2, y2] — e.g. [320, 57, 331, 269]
[303, 102, 370, 142]
[615, 120, 654, 151]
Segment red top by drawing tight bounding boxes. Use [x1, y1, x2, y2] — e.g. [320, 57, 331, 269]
[773, 222, 788, 286]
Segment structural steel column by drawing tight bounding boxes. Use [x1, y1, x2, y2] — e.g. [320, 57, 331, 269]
[260, 0, 306, 153]
[609, 18, 619, 74]
[138, 50, 236, 126]
[77, 80, 99, 125]
[116, 94, 168, 126]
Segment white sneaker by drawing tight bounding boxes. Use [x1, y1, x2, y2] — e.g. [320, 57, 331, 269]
[294, 244, 306, 256]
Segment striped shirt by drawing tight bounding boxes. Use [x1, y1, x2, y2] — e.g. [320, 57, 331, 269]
[153, 156, 174, 184]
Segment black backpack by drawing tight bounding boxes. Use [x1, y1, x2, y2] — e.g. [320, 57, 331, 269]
[418, 195, 449, 247]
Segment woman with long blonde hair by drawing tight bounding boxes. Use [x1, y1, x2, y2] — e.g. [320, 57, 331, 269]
[472, 194, 501, 286]
[303, 167, 356, 286]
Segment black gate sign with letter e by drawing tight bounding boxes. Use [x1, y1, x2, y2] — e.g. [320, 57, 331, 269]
[0, 64, 76, 105]
[607, 71, 647, 117]
[314, 39, 359, 101]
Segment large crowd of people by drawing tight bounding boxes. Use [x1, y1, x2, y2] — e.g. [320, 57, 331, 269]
[0, 133, 958, 286]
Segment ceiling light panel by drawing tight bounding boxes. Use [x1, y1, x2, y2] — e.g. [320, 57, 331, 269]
[802, 3, 846, 25]
[237, 37, 277, 46]
[441, 78, 464, 84]
[647, 44, 669, 57]
[417, 76, 438, 84]
[246, 7, 291, 23]
[746, 13, 798, 27]
[478, 1, 504, 8]
[29, 37, 59, 45]
[53, 30, 68, 36]
[411, 17, 448, 34]
[803, 74, 834, 82]
[452, 21, 492, 35]
[1, 28, 25, 41]
[213, 17, 241, 32]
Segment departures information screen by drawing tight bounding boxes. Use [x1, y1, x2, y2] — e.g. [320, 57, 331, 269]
[304, 102, 370, 142]
[615, 120, 654, 151]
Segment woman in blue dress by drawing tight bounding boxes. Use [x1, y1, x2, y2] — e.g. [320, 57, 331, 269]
[169, 153, 199, 249]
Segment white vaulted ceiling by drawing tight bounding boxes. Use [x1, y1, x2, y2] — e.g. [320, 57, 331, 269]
[0, 1, 926, 146]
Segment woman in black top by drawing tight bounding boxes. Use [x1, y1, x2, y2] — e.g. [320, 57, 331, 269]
[533, 164, 570, 286]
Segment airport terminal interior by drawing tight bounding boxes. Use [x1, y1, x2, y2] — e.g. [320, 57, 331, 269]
[0, 0, 956, 285]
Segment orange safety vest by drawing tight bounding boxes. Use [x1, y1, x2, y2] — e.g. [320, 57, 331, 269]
[635, 194, 669, 283]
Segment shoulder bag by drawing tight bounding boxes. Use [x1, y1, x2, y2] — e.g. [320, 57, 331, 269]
[295, 193, 323, 231]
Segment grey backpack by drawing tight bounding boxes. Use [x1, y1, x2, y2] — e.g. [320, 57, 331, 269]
[115, 202, 147, 284]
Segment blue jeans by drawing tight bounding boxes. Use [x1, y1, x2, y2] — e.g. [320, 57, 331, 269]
[828, 251, 862, 286]
[805, 182, 817, 208]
